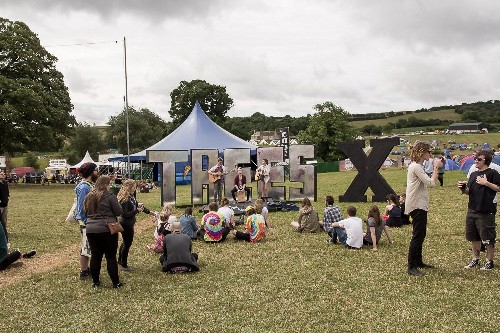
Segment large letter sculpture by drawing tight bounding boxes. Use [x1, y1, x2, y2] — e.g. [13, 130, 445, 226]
[147, 150, 189, 205]
[148, 145, 317, 206]
[337, 137, 399, 202]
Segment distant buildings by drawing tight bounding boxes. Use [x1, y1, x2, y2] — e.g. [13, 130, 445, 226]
[249, 130, 298, 146]
[448, 122, 486, 133]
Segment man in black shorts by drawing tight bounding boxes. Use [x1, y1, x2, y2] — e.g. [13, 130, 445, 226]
[459, 150, 500, 270]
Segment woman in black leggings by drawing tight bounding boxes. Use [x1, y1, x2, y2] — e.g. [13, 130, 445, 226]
[117, 179, 151, 271]
[84, 175, 124, 288]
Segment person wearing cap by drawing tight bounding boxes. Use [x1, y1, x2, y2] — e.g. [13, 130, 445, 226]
[405, 142, 442, 276]
[234, 206, 266, 243]
[74, 162, 99, 280]
[159, 222, 199, 273]
[200, 202, 230, 242]
[207, 157, 226, 204]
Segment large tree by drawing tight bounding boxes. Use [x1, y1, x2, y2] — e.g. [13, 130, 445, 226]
[298, 102, 358, 161]
[106, 107, 168, 154]
[169, 79, 233, 131]
[62, 123, 107, 164]
[0, 17, 75, 153]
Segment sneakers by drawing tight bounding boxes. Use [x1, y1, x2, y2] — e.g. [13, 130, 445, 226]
[480, 261, 494, 270]
[407, 267, 424, 276]
[464, 258, 480, 269]
[326, 239, 337, 244]
[79, 269, 91, 280]
[22, 249, 37, 259]
[113, 282, 125, 289]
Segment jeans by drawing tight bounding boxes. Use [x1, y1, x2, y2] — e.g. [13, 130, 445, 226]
[0, 249, 21, 270]
[408, 209, 427, 269]
[231, 187, 251, 201]
[330, 227, 347, 245]
[87, 232, 120, 285]
[213, 181, 223, 203]
[118, 224, 134, 268]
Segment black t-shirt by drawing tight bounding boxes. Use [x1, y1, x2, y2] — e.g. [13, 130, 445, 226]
[467, 168, 500, 213]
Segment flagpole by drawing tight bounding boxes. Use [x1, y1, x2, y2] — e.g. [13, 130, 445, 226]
[123, 36, 131, 178]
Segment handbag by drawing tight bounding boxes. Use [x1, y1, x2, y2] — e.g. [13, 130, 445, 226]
[65, 198, 78, 223]
[107, 220, 124, 234]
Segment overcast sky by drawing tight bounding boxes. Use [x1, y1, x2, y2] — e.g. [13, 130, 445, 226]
[4, 0, 500, 125]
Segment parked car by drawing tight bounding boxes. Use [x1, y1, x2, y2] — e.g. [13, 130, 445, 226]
[8, 172, 19, 183]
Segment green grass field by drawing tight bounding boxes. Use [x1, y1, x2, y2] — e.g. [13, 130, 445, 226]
[1, 170, 498, 332]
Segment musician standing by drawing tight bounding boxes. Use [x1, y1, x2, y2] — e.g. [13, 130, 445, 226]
[208, 158, 226, 204]
[257, 159, 271, 198]
[231, 167, 251, 203]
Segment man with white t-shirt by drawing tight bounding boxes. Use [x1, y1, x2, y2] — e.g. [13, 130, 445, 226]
[217, 197, 235, 229]
[330, 206, 363, 249]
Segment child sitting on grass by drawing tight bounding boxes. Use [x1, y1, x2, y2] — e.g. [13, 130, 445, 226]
[147, 211, 172, 253]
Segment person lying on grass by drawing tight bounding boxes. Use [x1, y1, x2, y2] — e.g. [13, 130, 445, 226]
[328, 206, 363, 249]
[233, 206, 266, 243]
[362, 205, 394, 251]
[0, 223, 36, 271]
[290, 197, 321, 233]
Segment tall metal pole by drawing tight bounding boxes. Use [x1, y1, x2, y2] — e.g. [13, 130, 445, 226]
[123, 36, 131, 178]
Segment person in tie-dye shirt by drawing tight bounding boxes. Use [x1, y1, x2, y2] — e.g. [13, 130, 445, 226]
[200, 202, 230, 243]
[234, 206, 266, 243]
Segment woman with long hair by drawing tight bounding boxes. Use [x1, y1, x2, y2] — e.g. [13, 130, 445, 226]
[405, 141, 441, 276]
[363, 205, 394, 250]
[84, 175, 123, 288]
[290, 197, 321, 232]
[116, 179, 150, 271]
[384, 194, 402, 227]
[256, 159, 270, 198]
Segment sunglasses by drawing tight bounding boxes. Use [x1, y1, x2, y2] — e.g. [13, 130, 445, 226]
[474, 157, 484, 162]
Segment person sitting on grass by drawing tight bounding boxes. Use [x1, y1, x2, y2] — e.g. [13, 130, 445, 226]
[399, 194, 411, 225]
[234, 206, 266, 243]
[217, 197, 235, 229]
[363, 205, 394, 251]
[0, 223, 36, 271]
[146, 211, 171, 253]
[328, 206, 363, 249]
[255, 199, 271, 229]
[290, 197, 321, 233]
[320, 195, 343, 244]
[200, 202, 230, 243]
[159, 222, 199, 273]
[383, 194, 402, 228]
[178, 207, 199, 240]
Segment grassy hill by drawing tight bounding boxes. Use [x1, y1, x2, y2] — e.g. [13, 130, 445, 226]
[352, 109, 461, 128]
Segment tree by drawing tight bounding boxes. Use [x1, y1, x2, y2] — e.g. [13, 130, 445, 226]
[298, 102, 358, 161]
[62, 123, 107, 164]
[0, 18, 76, 154]
[169, 79, 233, 131]
[24, 151, 39, 169]
[106, 107, 168, 154]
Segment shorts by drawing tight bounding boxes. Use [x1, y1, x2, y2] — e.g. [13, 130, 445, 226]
[465, 209, 497, 244]
[80, 227, 91, 257]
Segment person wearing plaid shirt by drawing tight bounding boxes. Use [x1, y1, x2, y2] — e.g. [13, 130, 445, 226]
[320, 196, 343, 243]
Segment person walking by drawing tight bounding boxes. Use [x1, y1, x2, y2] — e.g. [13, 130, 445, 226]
[74, 162, 99, 280]
[84, 175, 124, 288]
[405, 142, 441, 276]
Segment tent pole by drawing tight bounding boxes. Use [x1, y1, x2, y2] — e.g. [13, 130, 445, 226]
[124, 36, 131, 178]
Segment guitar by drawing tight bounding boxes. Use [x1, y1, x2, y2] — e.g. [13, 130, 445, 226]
[255, 169, 264, 181]
[208, 168, 235, 183]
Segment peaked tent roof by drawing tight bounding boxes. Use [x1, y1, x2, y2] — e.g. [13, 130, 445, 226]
[70, 151, 97, 168]
[110, 102, 257, 162]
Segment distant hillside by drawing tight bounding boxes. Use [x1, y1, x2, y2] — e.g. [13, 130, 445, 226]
[351, 109, 460, 128]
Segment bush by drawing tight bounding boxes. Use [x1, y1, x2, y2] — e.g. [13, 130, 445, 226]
[24, 151, 39, 170]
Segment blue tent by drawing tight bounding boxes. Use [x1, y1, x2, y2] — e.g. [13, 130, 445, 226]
[444, 158, 459, 171]
[460, 155, 500, 173]
[110, 101, 257, 162]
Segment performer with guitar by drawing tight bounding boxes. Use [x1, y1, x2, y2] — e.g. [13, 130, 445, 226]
[231, 167, 251, 203]
[256, 159, 271, 199]
[208, 157, 228, 204]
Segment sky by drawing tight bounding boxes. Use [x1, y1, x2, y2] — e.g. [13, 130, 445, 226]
[3, 0, 500, 125]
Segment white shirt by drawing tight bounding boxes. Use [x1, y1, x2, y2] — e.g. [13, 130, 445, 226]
[217, 206, 234, 225]
[405, 161, 435, 214]
[338, 216, 363, 248]
[423, 158, 434, 174]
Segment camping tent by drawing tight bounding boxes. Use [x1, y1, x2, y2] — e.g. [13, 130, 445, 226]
[110, 101, 257, 162]
[444, 158, 460, 171]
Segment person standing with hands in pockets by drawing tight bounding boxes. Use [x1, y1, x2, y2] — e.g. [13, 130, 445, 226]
[459, 150, 500, 271]
[405, 142, 442, 276]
